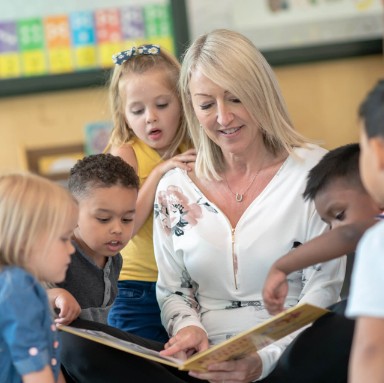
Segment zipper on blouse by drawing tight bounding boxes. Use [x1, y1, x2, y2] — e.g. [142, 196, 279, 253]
[231, 227, 238, 290]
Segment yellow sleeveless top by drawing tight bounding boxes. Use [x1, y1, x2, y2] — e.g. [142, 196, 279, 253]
[119, 138, 189, 281]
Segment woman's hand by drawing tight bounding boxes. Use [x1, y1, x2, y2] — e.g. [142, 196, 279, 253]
[157, 148, 197, 176]
[262, 266, 288, 315]
[160, 325, 209, 358]
[189, 351, 263, 383]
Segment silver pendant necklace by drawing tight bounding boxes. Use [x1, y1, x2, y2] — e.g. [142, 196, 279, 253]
[224, 171, 259, 203]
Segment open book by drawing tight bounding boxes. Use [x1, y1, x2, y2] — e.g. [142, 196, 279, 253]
[59, 303, 328, 372]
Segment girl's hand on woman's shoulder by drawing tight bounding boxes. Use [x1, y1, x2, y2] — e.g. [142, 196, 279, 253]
[159, 148, 197, 175]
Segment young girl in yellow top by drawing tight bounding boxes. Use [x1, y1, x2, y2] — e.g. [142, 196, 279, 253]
[106, 44, 195, 342]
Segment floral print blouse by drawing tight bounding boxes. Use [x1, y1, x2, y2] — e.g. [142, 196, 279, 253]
[153, 145, 346, 380]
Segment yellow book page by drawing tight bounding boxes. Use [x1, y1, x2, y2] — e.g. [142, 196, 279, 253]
[181, 303, 329, 371]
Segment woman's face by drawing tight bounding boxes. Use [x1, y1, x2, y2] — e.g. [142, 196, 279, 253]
[189, 69, 260, 155]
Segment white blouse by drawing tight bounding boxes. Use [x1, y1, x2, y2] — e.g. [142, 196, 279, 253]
[153, 145, 346, 380]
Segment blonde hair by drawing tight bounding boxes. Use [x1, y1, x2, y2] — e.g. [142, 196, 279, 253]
[107, 46, 190, 158]
[179, 29, 311, 180]
[0, 173, 77, 276]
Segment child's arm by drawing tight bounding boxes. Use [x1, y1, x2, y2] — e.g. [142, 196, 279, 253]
[111, 144, 196, 237]
[23, 365, 56, 383]
[47, 288, 81, 325]
[57, 370, 66, 383]
[263, 219, 376, 314]
[349, 316, 384, 383]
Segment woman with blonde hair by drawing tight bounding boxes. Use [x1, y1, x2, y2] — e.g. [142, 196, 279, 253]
[52, 29, 346, 383]
[153, 28, 346, 381]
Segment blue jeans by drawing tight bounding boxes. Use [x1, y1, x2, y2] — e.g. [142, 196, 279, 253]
[108, 280, 169, 343]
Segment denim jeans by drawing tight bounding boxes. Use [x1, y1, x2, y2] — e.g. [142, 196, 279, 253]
[108, 280, 169, 343]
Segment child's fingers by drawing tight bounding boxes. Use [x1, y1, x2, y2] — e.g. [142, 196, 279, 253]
[175, 150, 197, 162]
[181, 148, 197, 155]
[266, 305, 282, 315]
[179, 155, 196, 165]
[264, 293, 284, 314]
[177, 161, 194, 170]
[175, 158, 195, 172]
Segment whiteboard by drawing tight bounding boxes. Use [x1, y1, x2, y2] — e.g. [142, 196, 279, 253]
[186, 0, 383, 52]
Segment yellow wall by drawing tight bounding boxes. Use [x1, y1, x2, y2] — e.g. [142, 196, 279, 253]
[0, 54, 383, 173]
[0, 86, 109, 173]
[276, 54, 383, 148]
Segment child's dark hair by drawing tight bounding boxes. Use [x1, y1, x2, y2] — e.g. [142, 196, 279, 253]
[303, 143, 364, 201]
[68, 153, 139, 198]
[359, 79, 384, 138]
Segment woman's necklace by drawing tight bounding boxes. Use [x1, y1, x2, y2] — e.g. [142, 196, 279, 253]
[224, 171, 259, 203]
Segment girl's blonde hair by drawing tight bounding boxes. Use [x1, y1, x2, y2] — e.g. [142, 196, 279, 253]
[179, 29, 311, 180]
[0, 173, 77, 275]
[107, 46, 190, 158]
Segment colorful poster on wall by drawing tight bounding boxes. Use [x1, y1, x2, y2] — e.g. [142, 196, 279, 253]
[95, 8, 123, 68]
[0, 0, 174, 79]
[45, 15, 73, 73]
[18, 18, 47, 76]
[0, 21, 21, 78]
[84, 121, 113, 155]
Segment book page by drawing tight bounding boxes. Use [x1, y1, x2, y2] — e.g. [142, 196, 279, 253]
[180, 303, 329, 371]
[59, 325, 182, 368]
[59, 303, 329, 372]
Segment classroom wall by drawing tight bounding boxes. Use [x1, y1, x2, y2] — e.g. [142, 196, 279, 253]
[0, 86, 109, 173]
[0, 53, 383, 173]
[276, 54, 383, 147]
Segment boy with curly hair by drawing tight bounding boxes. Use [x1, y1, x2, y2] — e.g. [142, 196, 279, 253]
[48, 153, 139, 325]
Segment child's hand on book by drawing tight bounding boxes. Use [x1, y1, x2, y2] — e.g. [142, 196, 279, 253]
[53, 289, 81, 325]
[160, 325, 209, 358]
[262, 266, 288, 315]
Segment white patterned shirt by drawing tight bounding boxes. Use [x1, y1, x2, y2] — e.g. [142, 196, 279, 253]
[153, 145, 346, 380]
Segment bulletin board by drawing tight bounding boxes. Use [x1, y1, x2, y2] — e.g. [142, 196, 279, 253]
[186, 0, 383, 66]
[0, 0, 189, 97]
